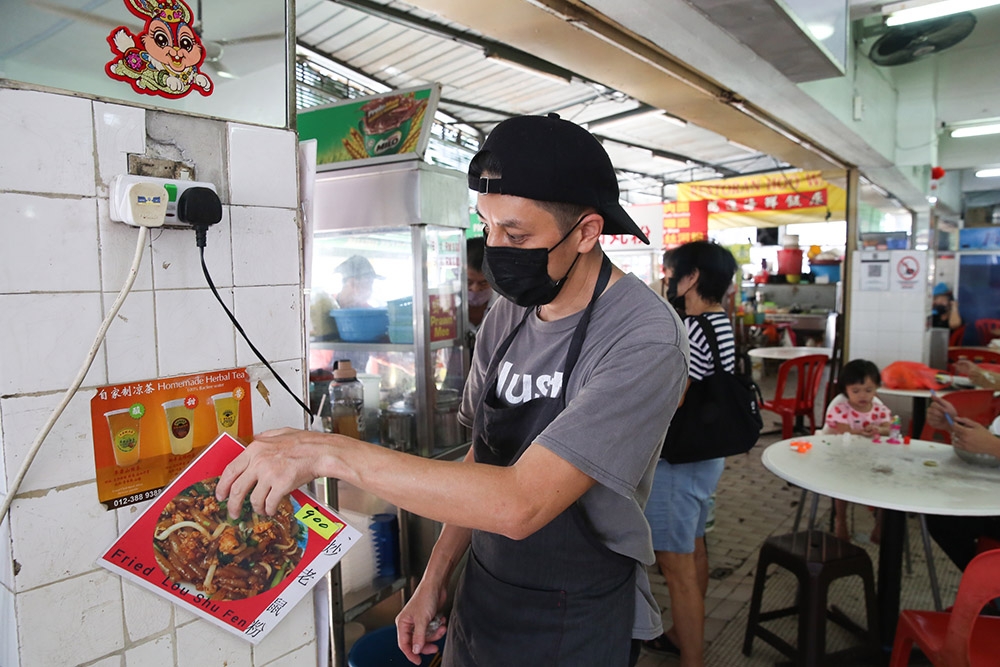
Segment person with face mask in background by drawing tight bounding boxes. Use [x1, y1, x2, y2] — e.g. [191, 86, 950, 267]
[642, 241, 737, 667]
[649, 249, 673, 300]
[465, 236, 496, 341]
[931, 282, 962, 332]
[214, 114, 689, 667]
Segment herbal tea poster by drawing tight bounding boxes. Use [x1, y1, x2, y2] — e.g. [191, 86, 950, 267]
[91, 368, 252, 509]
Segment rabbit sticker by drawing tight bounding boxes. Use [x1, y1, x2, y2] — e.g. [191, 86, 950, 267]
[105, 0, 212, 98]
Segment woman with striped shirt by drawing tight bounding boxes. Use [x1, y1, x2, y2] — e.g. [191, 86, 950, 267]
[643, 241, 738, 667]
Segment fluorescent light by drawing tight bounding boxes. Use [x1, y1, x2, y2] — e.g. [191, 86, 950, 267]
[807, 23, 835, 40]
[976, 168, 1000, 178]
[654, 111, 687, 128]
[884, 0, 1000, 26]
[951, 123, 1000, 138]
[484, 53, 571, 85]
[727, 139, 757, 153]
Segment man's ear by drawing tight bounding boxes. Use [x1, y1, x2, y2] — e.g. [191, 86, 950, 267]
[575, 211, 604, 253]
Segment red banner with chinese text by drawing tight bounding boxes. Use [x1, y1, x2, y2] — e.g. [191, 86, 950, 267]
[662, 200, 709, 248]
[676, 170, 845, 229]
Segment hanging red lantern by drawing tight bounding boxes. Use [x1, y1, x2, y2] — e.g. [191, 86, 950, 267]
[931, 166, 946, 180]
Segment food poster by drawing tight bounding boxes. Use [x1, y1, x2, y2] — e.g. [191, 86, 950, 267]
[98, 434, 362, 644]
[429, 292, 458, 343]
[297, 83, 441, 169]
[91, 368, 253, 509]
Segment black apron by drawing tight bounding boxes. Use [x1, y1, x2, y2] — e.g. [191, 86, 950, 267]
[444, 255, 636, 667]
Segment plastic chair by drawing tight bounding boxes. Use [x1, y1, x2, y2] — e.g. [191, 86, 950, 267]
[759, 354, 828, 439]
[889, 549, 1000, 667]
[743, 530, 879, 665]
[919, 389, 997, 444]
[949, 324, 967, 348]
[975, 319, 1000, 346]
[948, 347, 1000, 367]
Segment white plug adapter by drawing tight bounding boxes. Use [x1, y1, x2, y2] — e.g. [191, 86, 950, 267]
[117, 181, 169, 227]
[110, 174, 218, 225]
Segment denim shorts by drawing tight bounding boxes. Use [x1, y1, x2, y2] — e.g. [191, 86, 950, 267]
[644, 457, 725, 553]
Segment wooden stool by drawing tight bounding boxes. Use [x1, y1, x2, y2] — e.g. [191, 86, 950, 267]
[743, 530, 879, 666]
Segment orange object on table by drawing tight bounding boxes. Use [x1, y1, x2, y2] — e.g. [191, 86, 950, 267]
[789, 440, 812, 453]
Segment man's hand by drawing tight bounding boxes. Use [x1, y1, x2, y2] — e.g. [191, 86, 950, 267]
[952, 418, 1000, 457]
[927, 395, 958, 431]
[396, 582, 448, 664]
[215, 428, 337, 518]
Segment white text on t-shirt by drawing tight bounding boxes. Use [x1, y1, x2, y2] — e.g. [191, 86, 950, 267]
[496, 361, 564, 404]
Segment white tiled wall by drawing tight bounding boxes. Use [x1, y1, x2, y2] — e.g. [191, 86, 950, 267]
[848, 249, 931, 369]
[0, 86, 312, 666]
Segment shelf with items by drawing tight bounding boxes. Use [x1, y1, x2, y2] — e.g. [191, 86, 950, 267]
[307, 160, 470, 666]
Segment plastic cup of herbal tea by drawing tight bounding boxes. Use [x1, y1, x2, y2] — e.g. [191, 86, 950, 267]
[105, 408, 140, 467]
[210, 392, 240, 439]
[162, 399, 194, 455]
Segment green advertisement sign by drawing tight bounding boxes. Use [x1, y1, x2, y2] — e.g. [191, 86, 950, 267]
[298, 84, 440, 170]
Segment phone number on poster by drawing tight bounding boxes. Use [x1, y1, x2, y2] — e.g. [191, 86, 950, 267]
[110, 489, 162, 508]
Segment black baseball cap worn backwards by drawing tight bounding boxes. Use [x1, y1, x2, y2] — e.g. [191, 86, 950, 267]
[468, 113, 650, 244]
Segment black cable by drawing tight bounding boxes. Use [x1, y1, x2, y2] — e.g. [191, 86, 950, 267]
[199, 247, 315, 424]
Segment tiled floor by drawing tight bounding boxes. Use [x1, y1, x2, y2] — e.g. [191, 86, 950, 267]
[637, 397, 964, 667]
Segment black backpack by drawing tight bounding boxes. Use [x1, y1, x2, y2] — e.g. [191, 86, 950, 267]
[662, 315, 763, 464]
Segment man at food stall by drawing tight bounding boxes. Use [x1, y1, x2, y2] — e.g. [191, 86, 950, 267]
[931, 282, 962, 332]
[216, 113, 689, 667]
[465, 235, 496, 352]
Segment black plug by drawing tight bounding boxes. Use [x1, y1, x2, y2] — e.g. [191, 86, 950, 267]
[177, 186, 223, 248]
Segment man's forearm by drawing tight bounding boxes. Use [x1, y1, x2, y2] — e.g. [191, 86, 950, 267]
[318, 434, 588, 538]
[420, 522, 472, 593]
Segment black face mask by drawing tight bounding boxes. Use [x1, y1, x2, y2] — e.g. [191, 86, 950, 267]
[482, 217, 584, 307]
[665, 275, 687, 315]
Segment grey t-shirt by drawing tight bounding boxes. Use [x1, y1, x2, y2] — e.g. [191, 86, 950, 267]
[459, 271, 689, 639]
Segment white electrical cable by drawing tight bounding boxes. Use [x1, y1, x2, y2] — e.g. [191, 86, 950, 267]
[0, 226, 150, 525]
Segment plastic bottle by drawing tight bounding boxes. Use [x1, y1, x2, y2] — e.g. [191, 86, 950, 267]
[753, 260, 769, 284]
[327, 360, 364, 439]
[888, 415, 902, 444]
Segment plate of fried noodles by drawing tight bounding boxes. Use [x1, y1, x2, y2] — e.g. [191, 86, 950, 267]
[153, 476, 306, 600]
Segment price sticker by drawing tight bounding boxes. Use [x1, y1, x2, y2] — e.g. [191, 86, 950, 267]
[295, 503, 343, 540]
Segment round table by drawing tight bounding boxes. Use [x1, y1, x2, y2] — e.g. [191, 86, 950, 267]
[762, 435, 1000, 646]
[747, 346, 833, 360]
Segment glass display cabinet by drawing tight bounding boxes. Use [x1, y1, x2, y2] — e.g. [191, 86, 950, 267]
[307, 159, 470, 664]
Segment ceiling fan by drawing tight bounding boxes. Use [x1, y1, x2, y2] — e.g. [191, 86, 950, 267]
[31, 0, 284, 80]
[868, 12, 977, 66]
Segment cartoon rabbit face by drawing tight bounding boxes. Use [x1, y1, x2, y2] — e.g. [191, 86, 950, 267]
[140, 17, 203, 74]
[105, 0, 212, 98]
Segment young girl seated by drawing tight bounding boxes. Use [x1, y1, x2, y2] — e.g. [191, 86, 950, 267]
[822, 359, 895, 541]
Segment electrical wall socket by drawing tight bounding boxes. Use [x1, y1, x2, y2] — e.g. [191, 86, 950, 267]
[110, 175, 218, 226]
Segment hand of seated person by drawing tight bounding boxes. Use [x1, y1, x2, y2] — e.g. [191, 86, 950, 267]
[954, 359, 978, 377]
[951, 417, 1000, 457]
[853, 424, 877, 438]
[927, 395, 958, 431]
[955, 360, 1000, 390]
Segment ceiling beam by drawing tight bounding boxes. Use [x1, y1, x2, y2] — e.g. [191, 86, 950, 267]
[397, 0, 846, 176]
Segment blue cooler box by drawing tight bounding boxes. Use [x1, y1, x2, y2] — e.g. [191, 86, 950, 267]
[809, 262, 840, 283]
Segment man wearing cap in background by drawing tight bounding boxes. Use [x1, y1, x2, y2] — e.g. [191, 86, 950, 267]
[216, 114, 689, 666]
[334, 255, 382, 309]
[931, 281, 963, 333]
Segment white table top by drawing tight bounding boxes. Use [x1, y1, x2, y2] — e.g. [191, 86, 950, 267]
[761, 435, 1000, 516]
[747, 346, 833, 360]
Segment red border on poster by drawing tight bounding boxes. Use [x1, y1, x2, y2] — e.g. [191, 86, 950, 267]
[97, 434, 362, 644]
